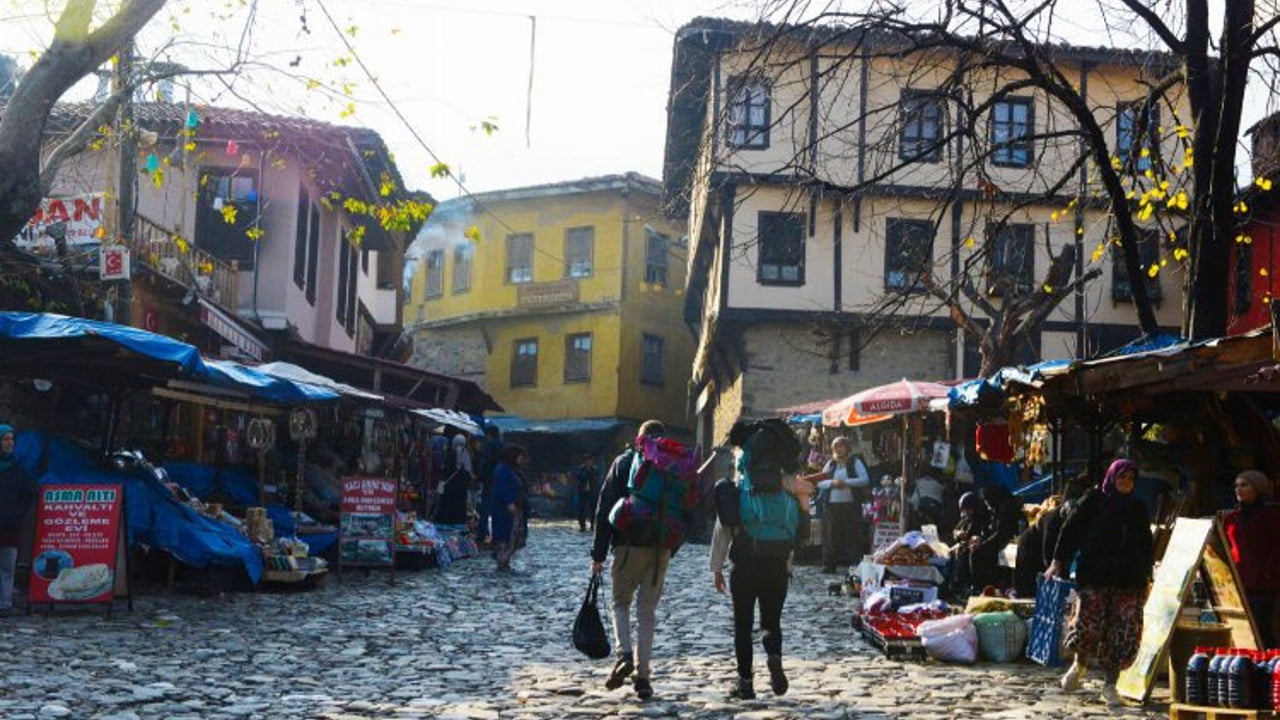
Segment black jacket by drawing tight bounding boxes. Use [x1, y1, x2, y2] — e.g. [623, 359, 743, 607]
[1053, 489, 1153, 590]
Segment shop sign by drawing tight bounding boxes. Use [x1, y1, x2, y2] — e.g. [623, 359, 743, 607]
[100, 245, 131, 281]
[871, 520, 902, 552]
[29, 484, 125, 605]
[20, 193, 105, 248]
[517, 280, 578, 309]
[339, 476, 397, 567]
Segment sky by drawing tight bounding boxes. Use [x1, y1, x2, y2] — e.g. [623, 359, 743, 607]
[1, 0, 1272, 202]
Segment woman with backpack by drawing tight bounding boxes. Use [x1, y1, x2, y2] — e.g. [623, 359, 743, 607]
[803, 436, 870, 574]
[710, 419, 812, 701]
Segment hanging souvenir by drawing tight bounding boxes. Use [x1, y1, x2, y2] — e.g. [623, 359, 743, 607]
[226, 139, 239, 156]
[185, 109, 200, 129]
[145, 153, 159, 172]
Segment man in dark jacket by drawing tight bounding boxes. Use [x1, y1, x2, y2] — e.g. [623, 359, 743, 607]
[0, 424, 35, 614]
[589, 420, 677, 701]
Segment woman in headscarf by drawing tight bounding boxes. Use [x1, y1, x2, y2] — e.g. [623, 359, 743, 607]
[1046, 458, 1153, 707]
[946, 491, 992, 600]
[0, 424, 35, 615]
[1220, 469, 1280, 647]
[490, 444, 528, 572]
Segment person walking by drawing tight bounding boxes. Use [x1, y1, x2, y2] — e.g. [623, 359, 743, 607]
[803, 436, 869, 574]
[590, 420, 691, 701]
[1046, 458, 1153, 707]
[1221, 469, 1280, 647]
[575, 453, 601, 532]
[0, 424, 35, 615]
[476, 425, 504, 545]
[710, 419, 810, 701]
[490, 444, 527, 572]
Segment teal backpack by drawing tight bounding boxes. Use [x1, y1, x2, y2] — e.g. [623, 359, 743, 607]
[732, 446, 800, 558]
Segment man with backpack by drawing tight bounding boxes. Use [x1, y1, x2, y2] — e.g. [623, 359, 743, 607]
[589, 420, 697, 701]
[710, 418, 812, 701]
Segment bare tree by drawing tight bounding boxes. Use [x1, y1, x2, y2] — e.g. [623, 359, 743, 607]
[680, 0, 1275, 377]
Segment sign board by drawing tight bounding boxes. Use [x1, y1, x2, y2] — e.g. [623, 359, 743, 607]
[872, 520, 902, 552]
[339, 476, 397, 569]
[29, 484, 127, 606]
[1117, 517, 1258, 702]
[516, 280, 579, 309]
[20, 193, 105, 250]
[100, 245, 131, 281]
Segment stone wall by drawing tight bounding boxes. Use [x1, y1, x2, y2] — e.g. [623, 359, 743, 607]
[739, 322, 953, 418]
[410, 327, 490, 389]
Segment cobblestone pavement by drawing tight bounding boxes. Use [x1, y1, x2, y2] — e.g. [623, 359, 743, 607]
[0, 521, 1169, 719]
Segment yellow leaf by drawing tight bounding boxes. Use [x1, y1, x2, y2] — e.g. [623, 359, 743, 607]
[1091, 245, 1106, 263]
[1175, 125, 1190, 139]
[463, 225, 481, 242]
[221, 204, 238, 224]
[1042, 284, 1054, 293]
[1173, 248, 1189, 261]
[1147, 264, 1159, 278]
[1262, 268, 1270, 277]
[1140, 148, 1151, 158]
[1050, 212, 1060, 222]
[1076, 227, 1084, 236]
[1176, 193, 1188, 210]
[1137, 204, 1154, 221]
[1257, 177, 1274, 191]
[963, 237, 976, 249]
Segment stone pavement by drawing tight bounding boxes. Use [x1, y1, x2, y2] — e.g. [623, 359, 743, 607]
[0, 521, 1169, 719]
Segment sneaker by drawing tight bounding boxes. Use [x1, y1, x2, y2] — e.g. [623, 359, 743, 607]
[1101, 684, 1122, 707]
[605, 655, 634, 690]
[728, 677, 755, 700]
[767, 655, 788, 696]
[633, 677, 653, 701]
[1060, 659, 1086, 692]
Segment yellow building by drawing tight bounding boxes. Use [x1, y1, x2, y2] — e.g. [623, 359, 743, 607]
[405, 173, 693, 437]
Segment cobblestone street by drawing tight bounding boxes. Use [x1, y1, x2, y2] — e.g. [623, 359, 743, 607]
[0, 521, 1168, 719]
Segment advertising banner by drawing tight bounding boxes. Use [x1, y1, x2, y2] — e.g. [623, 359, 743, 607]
[29, 485, 124, 605]
[339, 476, 397, 568]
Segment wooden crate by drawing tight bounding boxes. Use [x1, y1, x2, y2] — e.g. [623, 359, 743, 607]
[1169, 703, 1278, 720]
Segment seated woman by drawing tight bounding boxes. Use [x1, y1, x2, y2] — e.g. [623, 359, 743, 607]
[946, 492, 991, 600]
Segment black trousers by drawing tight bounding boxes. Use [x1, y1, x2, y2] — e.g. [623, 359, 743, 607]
[822, 501, 863, 570]
[730, 555, 789, 678]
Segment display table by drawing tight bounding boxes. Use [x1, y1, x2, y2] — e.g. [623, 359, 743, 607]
[856, 559, 946, 588]
[261, 555, 328, 586]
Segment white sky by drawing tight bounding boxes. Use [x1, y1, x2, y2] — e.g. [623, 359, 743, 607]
[1, 0, 1272, 201]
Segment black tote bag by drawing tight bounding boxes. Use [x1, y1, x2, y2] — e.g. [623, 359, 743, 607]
[572, 571, 611, 659]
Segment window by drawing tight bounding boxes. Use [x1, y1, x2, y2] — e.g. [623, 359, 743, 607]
[757, 211, 805, 285]
[1112, 231, 1162, 303]
[899, 91, 945, 162]
[884, 218, 935, 291]
[506, 233, 533, 284]
[293, 189, 310, 290]
[564, 333, 592, 383]
[511, 338, 538, 387]
[641, 334, 664, 385]
[645, 227, 669, 286]
[1234, 241, 1254, 315]
[305, 203, 320, 305]
[452, 244, 473, 294]
[1117, 101, 1159, 171]
[726, 76, 770, 149]
[335, 230, 359, 335]
[424, 249, 444, 298]
[564, 226, 594, 278]
[986, 223, 1035, 296]
[990, 98, 1033, 167]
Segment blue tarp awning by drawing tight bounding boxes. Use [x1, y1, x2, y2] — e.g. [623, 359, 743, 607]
[199, 359, 340, 403]
[14, 432, 264, 583]
[0, 311, 203, 374]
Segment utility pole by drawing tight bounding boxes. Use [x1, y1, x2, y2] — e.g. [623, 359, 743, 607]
[113, 43, 135, 325]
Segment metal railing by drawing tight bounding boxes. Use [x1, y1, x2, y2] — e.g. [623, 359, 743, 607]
[130, 215, 238, 308]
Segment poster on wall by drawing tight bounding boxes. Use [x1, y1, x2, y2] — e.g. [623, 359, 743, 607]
[28, 484, 127, 606]
[339, 476, 397, 572]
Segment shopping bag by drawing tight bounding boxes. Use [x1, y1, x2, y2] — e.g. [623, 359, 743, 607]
[1027, 575, 1075, 666]
[572, 571, 611, 659]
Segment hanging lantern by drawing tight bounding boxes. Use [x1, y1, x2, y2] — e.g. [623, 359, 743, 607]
[185, 109, 200, 129]
[226, 139, 239, 156]
[145, 154, 159, 173]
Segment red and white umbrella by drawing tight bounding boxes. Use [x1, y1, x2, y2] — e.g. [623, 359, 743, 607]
[821, 378, 951, 427]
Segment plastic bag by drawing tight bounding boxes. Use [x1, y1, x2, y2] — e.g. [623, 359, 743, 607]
[917, 614, 978, 663]
[572, 572, 611, 660]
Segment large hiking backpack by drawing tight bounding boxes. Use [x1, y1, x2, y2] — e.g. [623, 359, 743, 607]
[608, 437, 700, 550]
[734, 445, 800, 558]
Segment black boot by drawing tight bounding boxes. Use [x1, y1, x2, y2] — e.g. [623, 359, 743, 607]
[728, 675, 755, 700]
[767, 654, 789, 696]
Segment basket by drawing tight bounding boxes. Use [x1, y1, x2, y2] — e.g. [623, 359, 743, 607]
[973, 611, 1027, 662]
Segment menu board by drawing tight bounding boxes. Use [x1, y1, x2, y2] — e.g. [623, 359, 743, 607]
[29, 484, 124, 605]
[339, 476, 397, 568]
